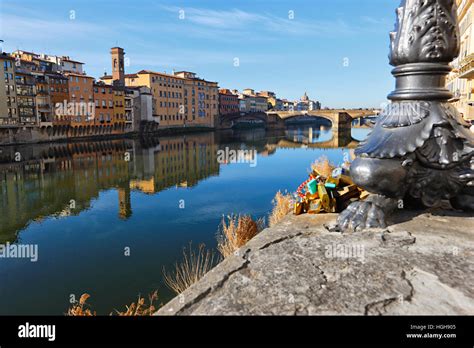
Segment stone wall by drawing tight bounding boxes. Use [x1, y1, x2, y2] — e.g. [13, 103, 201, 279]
[157, 209, 474, 315]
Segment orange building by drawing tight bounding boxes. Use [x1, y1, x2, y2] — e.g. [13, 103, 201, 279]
[219, 88, 239, 115]
[48, 73, 70, 126]
[93, 82, 114, 125]
[66, 73, 94, 126]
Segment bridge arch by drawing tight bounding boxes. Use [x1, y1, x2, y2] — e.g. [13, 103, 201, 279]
[281, 113, 335, 125]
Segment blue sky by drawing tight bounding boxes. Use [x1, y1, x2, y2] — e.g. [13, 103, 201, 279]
[0, 0, 399, 108]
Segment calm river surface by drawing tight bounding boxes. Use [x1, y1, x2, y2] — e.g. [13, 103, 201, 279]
[0, 123, 370, 314]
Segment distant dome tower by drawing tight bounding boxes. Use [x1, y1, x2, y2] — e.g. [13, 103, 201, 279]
[301, 91, 309, 102]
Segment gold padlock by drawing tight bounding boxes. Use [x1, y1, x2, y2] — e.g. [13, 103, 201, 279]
[294, 201, 306, 215]
[318, 183, 330, 212]
[307, 199, 322, 214]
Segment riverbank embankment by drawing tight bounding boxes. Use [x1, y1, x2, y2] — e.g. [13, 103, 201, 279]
[157, 208, 474, 315]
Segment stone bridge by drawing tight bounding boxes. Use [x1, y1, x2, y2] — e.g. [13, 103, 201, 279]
[218, 109, 379, 130]
[271, 109, 379, 125]
[217, 112, 281, 130]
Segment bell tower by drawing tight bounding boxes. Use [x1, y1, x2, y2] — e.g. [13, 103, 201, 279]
[111, 47, 125, 86]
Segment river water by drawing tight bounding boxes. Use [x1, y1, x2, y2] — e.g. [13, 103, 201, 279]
[0, 123, 370, 314]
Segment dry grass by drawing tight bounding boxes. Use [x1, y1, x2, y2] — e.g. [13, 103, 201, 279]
[163, 243, 220, 295]
[114, 291, 159, 316]
[311, 155, 335, 178]
[66, 293, 96, 316]
[269, 191, 293, 227]
[66, 292, 159, 316]
[217, 214, 264, 258]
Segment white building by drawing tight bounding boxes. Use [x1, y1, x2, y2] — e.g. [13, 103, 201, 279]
[296, 92, 321, 111]
[41, 54, 85, 74]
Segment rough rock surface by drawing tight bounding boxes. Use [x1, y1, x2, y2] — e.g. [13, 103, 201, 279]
[157, 209, 474, 315]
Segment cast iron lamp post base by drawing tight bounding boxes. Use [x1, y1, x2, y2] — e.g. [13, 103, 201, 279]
[338, 0, 474, 231]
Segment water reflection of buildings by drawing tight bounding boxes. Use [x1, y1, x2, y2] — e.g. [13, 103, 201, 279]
[0, 133, 219, 242]
[120, 133, 220, 218]
[0, 126, 365, 243]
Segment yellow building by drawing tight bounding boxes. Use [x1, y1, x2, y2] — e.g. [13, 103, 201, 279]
[100, 47, 218, 129]
[175, 71, 219, 128]
[447, 0, 474, 120]
[104, 69, 218, 128]
[124, 70, 184, 127]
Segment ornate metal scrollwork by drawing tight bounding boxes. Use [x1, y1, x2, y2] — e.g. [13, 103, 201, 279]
[338, 0, 474, 231]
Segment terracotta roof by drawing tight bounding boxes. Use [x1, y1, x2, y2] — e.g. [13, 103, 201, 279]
[102, 73, 138, 79]
[136, 70, 185, 79]
[219, 89, 237, 95]
[64, 72, 94, 78]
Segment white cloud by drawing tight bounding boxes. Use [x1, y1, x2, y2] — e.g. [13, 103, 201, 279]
[159, 6, 357, 38]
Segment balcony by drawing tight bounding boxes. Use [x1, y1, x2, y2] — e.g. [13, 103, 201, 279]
[15, 79, 35, 86]
[17, 103, 35, 108]
[37, 103, 51, 110]
[458, 54, 474, 79]
[0, 118, 20, 127]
